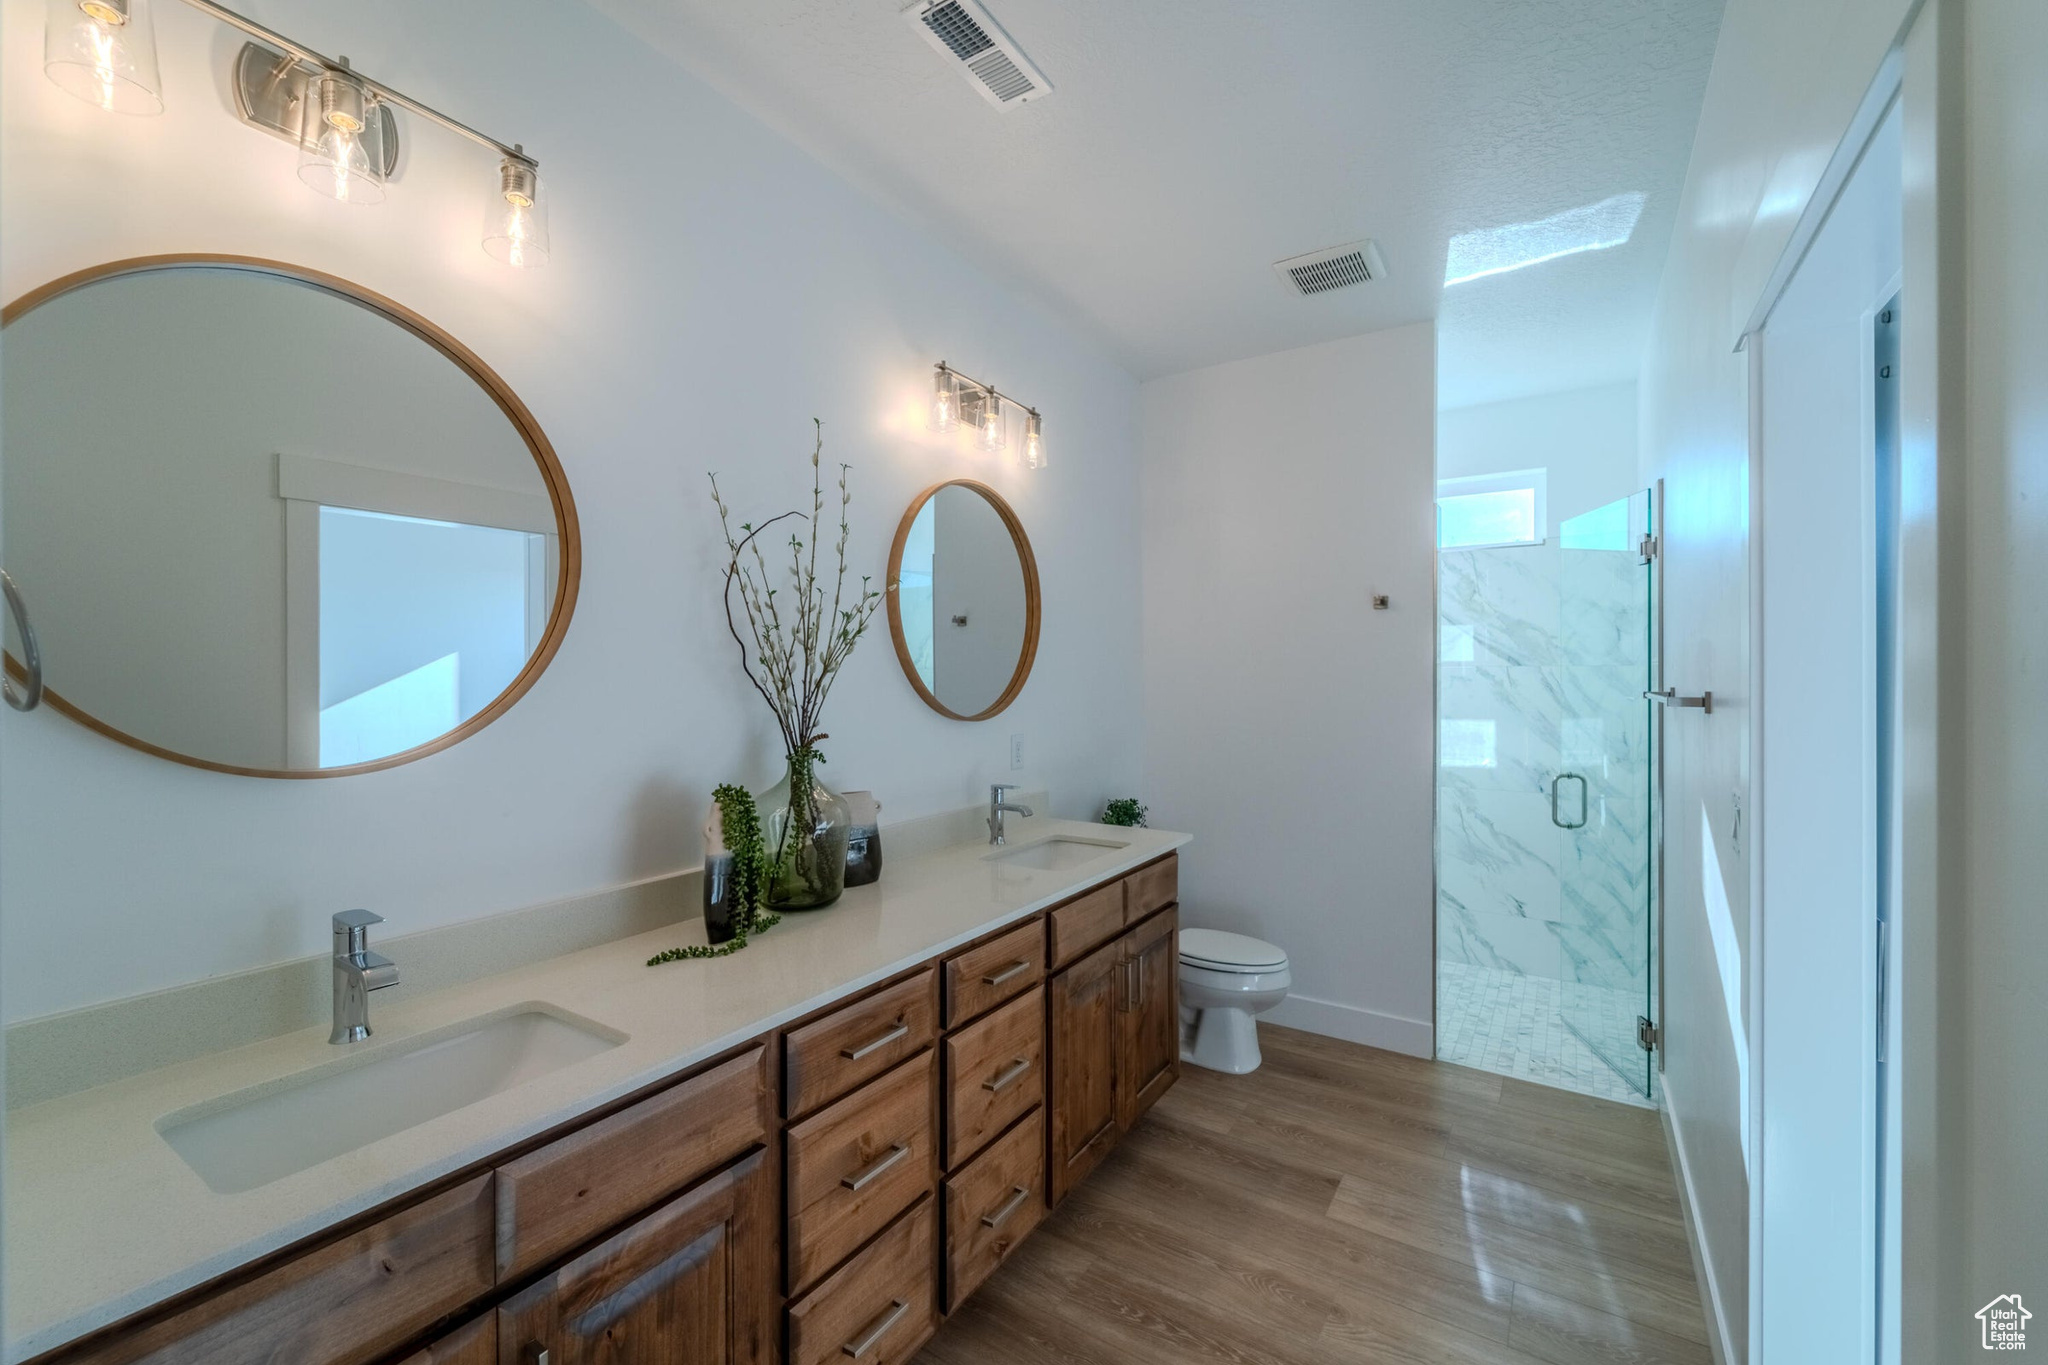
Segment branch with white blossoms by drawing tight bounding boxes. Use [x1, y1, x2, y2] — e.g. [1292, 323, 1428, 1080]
[708, 420, 883, 759]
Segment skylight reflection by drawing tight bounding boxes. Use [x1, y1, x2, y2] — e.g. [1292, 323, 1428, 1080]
[1444, 192, 1647, 286]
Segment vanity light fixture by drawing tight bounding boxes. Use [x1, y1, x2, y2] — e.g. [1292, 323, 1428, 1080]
[976, 388, 1005, 453]
[43, 0, 162, 115]
[930, 362, 1043, 469]
[41, 0, 550, 266]
[297, 61, 384, 205]
[482, 151, 550, 269]
[931, 362, 961, 431]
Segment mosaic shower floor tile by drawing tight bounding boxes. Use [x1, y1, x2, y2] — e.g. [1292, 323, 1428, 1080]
[1435, 960, 1657, 1109]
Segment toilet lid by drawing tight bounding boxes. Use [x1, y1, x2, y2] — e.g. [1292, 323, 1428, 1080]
[1179, 928, 1288, 971]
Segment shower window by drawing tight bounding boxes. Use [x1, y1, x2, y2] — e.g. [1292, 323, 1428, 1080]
[1436, 468, 1547, 548]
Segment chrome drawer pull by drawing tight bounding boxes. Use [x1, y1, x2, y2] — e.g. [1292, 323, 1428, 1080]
[843, 1298, 909, 1358]
[841, 1020, 910, 1061]
[981, 960, 1032, 986]
[982, 1057, 1032, 1093]
[980, 1185, 1032, 1229]
[841, 1143, 911, 1192]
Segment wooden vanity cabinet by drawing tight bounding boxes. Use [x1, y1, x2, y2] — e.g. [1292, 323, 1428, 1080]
[394, 1314, 494, 1365]
[1047, 857, 1180, 1206]
[496, 1150, 776, 1365]
[1116, 905, 1181, 1131]
[32, 853, 1180, 1365]
[1047, 934, 1124, 1202]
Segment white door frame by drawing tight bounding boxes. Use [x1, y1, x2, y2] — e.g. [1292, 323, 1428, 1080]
[276, 453, 558, 766]
[1737, 3, 1952, 1359]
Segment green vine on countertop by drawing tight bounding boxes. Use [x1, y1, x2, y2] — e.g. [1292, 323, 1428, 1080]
[647, 784, 782, 964]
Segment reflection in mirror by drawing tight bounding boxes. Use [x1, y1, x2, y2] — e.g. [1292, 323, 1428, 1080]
[888, 481, 1038, 720]
[1, 261, 575, 775]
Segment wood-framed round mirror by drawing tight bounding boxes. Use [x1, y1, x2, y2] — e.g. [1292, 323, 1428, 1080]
[0, 255, 580, 778]
[885, 479, 1040, 721]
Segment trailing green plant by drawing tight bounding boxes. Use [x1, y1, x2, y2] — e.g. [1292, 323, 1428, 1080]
[647, 784, 783, 964]
[708, 421, 883, 905]
[1101, 797, 1149, 828]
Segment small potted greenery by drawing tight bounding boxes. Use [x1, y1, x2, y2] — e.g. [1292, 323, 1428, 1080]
[1101, 797, 1148, 828]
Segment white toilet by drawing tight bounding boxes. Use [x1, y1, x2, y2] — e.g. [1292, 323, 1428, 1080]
[1177, 928, 1291, 1074]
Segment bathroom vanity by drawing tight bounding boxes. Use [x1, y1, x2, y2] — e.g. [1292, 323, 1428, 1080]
[6, 829, 1185, 1365]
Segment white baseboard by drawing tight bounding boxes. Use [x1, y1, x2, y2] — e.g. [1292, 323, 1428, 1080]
[1263, 992, 1433, 1058]
[1661, 1076, 1741, 1365]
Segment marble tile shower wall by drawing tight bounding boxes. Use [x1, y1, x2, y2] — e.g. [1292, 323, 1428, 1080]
[1437, 542, 1651, 999]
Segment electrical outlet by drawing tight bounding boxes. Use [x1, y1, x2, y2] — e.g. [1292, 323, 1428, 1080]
[1009, 734, 1025, 770]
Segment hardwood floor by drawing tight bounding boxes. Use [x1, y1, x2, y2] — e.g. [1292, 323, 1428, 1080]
[916, 1025, 1711, 1365]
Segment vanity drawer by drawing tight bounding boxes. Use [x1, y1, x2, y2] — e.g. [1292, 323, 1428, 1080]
[784, 967, 939, 1119]
[1050, 882, 1127, 967]
[944, 1107, 1046, 1311]
[1126, 852, 1179, 921]
[942, 986, 1045, 1169]
[943, 918, 1046, 1027]
[494, 1044, 769, 1281]
[786, 1051, 936, 1294]
[787, 1198, 936, 1365]
[55, 1175, 495, 1365]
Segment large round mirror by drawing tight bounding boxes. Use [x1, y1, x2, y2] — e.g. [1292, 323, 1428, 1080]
[886, 480, 1039, 721]
[1, 257, 579, 777]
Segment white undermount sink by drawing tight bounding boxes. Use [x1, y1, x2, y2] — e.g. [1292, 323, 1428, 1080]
[985, 835, 1130, 872]
[157, 1005, 625, 1194]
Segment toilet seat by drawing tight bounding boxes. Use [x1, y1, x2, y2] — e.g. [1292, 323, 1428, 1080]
[1179, 928, 1288, 973]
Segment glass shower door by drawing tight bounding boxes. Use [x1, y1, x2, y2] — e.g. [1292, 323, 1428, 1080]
[1555, 490, 1658, 1098]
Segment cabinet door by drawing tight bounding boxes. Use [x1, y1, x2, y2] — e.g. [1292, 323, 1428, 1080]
[396, 1313, 494, 1365]
[497, 1149, 775, 1365]
[1116, 906, 1180, 1131]
[1047, 935, 1121, 1205]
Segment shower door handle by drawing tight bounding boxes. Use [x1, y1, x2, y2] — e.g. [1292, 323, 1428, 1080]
[1550, 773, 1588, 830]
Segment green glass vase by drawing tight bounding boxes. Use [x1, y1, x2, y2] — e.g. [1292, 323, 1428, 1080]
[756, 751, 850, 910]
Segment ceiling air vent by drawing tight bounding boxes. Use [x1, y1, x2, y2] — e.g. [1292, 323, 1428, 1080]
[1273, 241, 1389, 295]
[904, 0, 1053, 110]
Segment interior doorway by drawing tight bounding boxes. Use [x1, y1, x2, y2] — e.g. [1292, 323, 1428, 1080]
[1751, 97, 1901, 1364]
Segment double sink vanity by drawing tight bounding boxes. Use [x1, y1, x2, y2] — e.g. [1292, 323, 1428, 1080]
[2, 249, 1131, 1365]
[5, 823, 1188, 1365]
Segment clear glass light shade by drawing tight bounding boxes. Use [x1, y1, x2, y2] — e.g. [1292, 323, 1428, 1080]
[931, 367, 959, 431]
[297, 70, 386, 205]
[976, 390, 1004, 452]
[44, 0, 162, 115]
[1023, 411, 1045, 469]
[482, 157, 549, 268]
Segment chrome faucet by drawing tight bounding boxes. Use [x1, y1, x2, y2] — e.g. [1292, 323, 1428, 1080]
[330, 909, 400, 1044]
[988, 784, 1034, 846]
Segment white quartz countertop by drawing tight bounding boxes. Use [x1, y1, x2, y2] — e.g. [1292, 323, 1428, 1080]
[4, 820, 1188, 1362]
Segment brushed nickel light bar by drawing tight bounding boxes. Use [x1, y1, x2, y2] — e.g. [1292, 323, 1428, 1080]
[42, 0, 551, 265]
[931, 362, 1046, 468]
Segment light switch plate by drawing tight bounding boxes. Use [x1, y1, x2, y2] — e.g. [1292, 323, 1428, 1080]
[1009, 734, 1025, 770]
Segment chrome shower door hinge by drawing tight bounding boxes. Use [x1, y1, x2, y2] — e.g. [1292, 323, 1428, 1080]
[1639, 533, 1660, 563]
[1637, 1016, 1661, 1052]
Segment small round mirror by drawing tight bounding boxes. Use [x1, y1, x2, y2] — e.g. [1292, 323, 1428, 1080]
[1, 257, 579, 777]
[886, 480, 1039, 721]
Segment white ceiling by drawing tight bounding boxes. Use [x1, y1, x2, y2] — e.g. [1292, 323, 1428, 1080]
[593, 0, 1725, 408]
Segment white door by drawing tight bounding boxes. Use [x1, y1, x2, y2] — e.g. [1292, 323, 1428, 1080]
[1753, 101, 1901, 1363]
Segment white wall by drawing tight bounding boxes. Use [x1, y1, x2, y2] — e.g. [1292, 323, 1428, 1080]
[0, 0, 1144, 1022]
[1639, 0, 1915, 1356]
[1438, 381, 1641, 540]
[1140, 323, 1437, 1056]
